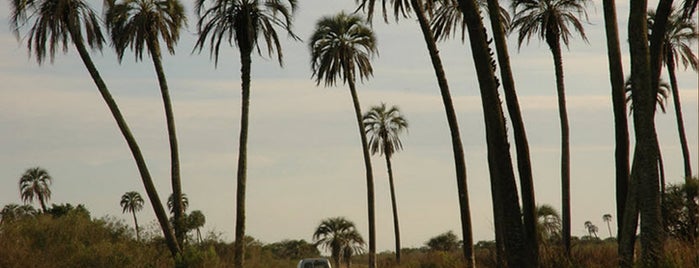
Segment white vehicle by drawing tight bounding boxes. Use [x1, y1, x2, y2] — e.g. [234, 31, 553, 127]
[296, 258, 331, 268]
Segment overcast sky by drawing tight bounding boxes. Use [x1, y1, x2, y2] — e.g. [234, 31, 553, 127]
[1, 0, 697, 252]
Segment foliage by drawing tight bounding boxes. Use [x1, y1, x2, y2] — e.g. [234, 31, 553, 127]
[18, 167, 53, 212]
[425, 231, 460, 252]
[312, 217, 365, 267]
[263, 239, 320, 260]
[662, 180, 699, 241]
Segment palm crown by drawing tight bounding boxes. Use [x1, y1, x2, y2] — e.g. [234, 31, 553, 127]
[510, 0, 591, 48]
[309, 12, 377, 87]
[19, 167, 53, 212]
[105, 0, 186, 62]
[167, 193, 189, 214]
[194, 0, 298, 66]
[10, 0, 105, 64]
[313, 217, 365, 267]
[120, 191, 144, 214]
[430, 0, 512, 42]
[363, 103, 408, 158]
[649, 8, 698, 71]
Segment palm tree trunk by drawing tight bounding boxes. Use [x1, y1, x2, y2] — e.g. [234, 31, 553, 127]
[384, 153, 401, 264]
[485, 0, 538, 265]
[234, 46, 252, 268]
[546, 33, 572, 257]
[132, 210, 141, 241]
[606, 220, 612, 238]
[347, 72, 376, 268]
[602, 0, 630, 245]
[38, 195, 47, 213]
[619, 173, 639, 267]
[667, 57, 697, 243]
[456, 1, 527, 267]
[629, 1, 664, 266]
[410, 1, 474, 266]
[149, 41, 185, 247]
[70, 32, 180, 258]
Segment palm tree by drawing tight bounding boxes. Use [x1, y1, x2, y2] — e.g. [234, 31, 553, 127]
[584, 221, 599, 238]
[194, 1, 297, 266]
[121, 191, 145, 241]
[105, 0, 187, 246]
[309, 12, 377, 268]
[167, 193, 189, 215]
[1, 204, 38, 224]
[188, 210, 206, 243]
[627, 1, 664, 266]
[355, 0, 477, 265]
[537, 204, 562, 241]
[650, 9, 698, 243]
[9, 0, 180, 257]
[18, 167, 52, 213]
[362, 103, 408, 263]
[511, 0, 591, 256]
[431, 1, 539, 264]
[313, 217, 365, 268]
[603, 214, 613, 238]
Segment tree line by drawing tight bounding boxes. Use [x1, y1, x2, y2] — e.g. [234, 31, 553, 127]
[7, 0, 698, 267]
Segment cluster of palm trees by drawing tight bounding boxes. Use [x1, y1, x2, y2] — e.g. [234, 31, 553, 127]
[8, 0, 697, 268]
[121, 191, 206, 243]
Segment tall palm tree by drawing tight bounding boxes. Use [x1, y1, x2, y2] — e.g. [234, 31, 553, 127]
[309, 12, 377, 268]
[431, 1, 539, 264]
[313, 217, 365, 268]
[194, 1, 297, 266]
[627, 0, 664, 266]
[121, 191, 145, 241]
[9, 0, 180, 257]
[356, 1, 476, 265]
[511, 0, 591, 256]
[18, 167, 52, 213]
[650, 9, 698, 243]
[603, 213, 613, 238]
[362, 103, 408, 264]
[105, 0, 187, 246]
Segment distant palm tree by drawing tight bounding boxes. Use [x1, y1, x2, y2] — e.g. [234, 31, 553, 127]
[584, 221, 599, 238]
[9, 0, 180, 257]
[121, 191, 145, 241]
[105, 0, 187, 246]
[309, 12, 377, 268]
[194, 1, 297, 266]
[536, 204, 561, 241]
[363, 103, 408, 263]
[167, 193, 189, 215]
[313, 217, 365, 268]
[18, 167, 53, 213]
[1, 203, 38, 224]
[511, 0, 591, 256]
[603, 214, 613, 238]
[188, 210, 206, 243]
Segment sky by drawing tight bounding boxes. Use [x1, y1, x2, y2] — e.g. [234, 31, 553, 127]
[1, 0, 697, 253]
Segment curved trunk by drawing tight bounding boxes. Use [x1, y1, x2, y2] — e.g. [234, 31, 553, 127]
[546, 33, 571, 257]
[384, 153, 401, 264]
[411, 0, 474, 266]
[602, 0, 631, 245]
[667, 57, 696, 242]
[149, 40, 184, 246]
[234, 47, 252, 268]
[71, 33, 180, 257]
[486, 0, 538, 265]
[629, 1, 664, 266]
[456, 0, 527, 267]
[132, 210, 140, 241]
[346, 65, 376, 268]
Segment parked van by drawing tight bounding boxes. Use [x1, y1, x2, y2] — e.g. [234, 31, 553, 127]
[296, 258, 331, 268]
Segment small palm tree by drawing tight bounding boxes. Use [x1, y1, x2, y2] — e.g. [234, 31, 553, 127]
[537, 204, 562, 241]
[194, 1, 298, 266]
[363, 103, 408, 263]
[121, 191, 145, 240]
[105, 0, 187, 246]
[18, 167, 52, 213]
[309, 12, 378, 268]
[584, 221, 599, 238]
[9, 0, 179, 257]
[167, 193, 189, 215]
[313, 217, 365, 268]
[188, 210, 206, 243]
[1, 203, 38, 224]
[602, 214, 613, 238]
[511, 0, 591, 255]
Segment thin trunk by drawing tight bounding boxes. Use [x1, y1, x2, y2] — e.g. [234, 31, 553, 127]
[411, 0, 474, 266]
[132, 210, 140, 241]
[619, 172, 639, 268]
[38, 195, 47, 213]
[602, 0, 630, 245]
[384, 153, 401, 264]
[547, 33, 571, 257]
[149, 40, 184, 247]
[234, 47, 252, 268]
[629, 1, 664, 266]
[71, 33, 180, 257]
[667, 57, 697, 243]
[346, 67, 376, 268]
[606, 221, 612, 238]
[456, 1, 527, 267]
[486, 0, 538, 266]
